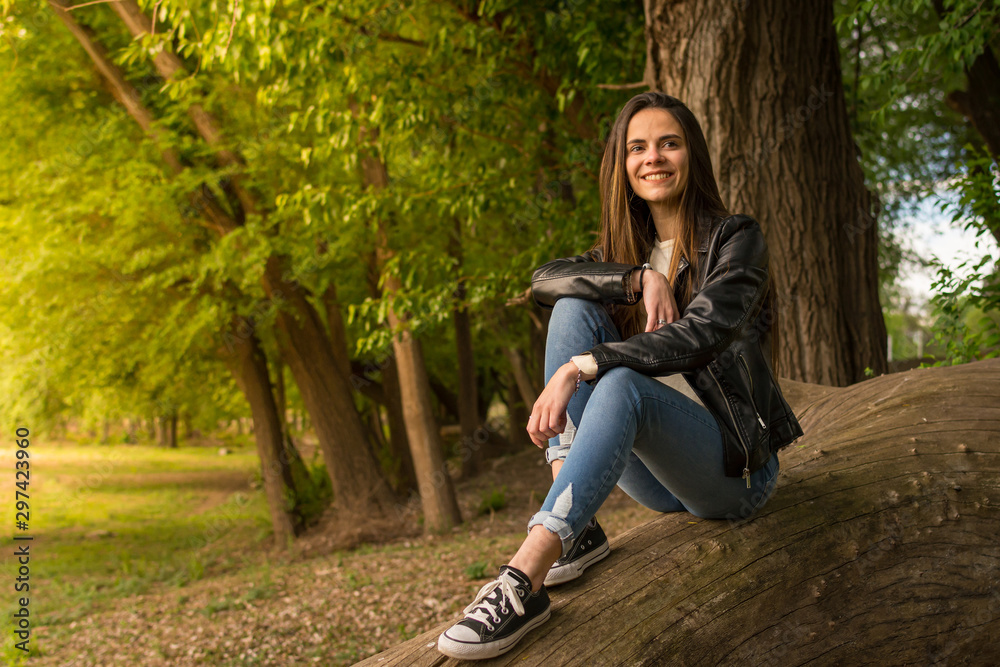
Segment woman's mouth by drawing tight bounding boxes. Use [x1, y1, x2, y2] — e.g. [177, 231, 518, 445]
[641, 172, 674, 182]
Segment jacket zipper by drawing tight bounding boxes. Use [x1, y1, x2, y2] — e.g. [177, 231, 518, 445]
[709, 366, 752, 488]
[737, 354, 767, 430]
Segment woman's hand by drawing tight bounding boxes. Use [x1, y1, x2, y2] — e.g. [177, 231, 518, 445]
[526, 362, 588, 448]
[637, 268, 680, 332]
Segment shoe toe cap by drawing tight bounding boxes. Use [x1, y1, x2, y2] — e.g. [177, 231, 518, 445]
[441, 623, 480, 643]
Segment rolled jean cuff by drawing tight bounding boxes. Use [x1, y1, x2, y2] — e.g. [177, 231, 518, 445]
[545, 444, 572, 465]
[526, 511, 575, 558]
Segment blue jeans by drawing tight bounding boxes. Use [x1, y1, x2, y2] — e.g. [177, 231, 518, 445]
[527, 298, 779, 556]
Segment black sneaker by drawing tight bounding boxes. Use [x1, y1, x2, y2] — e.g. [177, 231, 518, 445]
[437, 565, 551, 660]
[543, 517, 611, 587]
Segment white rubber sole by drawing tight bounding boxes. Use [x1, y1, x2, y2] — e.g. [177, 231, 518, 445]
[437, 606, 552, 660]
[543, 540, 611, 587]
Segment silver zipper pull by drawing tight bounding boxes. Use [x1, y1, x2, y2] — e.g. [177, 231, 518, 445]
[757, 414, 766, 429]
[743, 468, 751, 489]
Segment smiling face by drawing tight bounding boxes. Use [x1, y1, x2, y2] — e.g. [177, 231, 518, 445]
[625, 107, 689, 210]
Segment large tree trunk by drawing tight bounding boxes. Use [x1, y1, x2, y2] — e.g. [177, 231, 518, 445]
[643, 0, 887, 386]
[358, 359, 1000, 665]
[222, 321, 300, 543]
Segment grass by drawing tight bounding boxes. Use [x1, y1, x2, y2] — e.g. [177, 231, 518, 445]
[1, 436, 660, 665]
[0, 440, 272, 656]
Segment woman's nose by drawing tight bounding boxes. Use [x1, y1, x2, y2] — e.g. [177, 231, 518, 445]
[645, 148, 666, 163]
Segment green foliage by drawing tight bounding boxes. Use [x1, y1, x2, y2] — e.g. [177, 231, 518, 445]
[464, 560, 490, 580]
[925, 148, 1000, 365]
[834, 0, 1000, 353]
[0, 0, 645, 441]
[476, 485, 508, 515]
[833, 0, 995, 302]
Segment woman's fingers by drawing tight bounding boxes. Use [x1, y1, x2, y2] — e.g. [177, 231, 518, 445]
[526, 405, 566, 447]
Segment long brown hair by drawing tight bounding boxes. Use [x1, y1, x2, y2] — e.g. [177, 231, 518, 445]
[595, 92, 780, 374]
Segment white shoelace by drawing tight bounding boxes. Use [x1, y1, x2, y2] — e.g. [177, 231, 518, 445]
[463, 571, 526, 630]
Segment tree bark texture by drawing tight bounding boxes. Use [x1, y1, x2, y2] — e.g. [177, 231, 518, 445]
[381, 356, 419, 495]
[358, 112, 462, 532]
[382, 286, 463, 532]
[322, 281, 354, 382]
[264, 257, 397, 518]
[450, 218, 484, 478]
[360, 250, 418, 494]
[643, 0, 887, 386]
[358, 358, 1000, 665]
[222, 322, 300, 543]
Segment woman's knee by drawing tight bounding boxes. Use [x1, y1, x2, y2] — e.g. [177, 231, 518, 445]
[587, 366, 642, 415]
[596, 366, 643, 393]
[549, 297, 605, 326]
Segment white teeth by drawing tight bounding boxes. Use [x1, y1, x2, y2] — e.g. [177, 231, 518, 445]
[643, 173, 672, 181]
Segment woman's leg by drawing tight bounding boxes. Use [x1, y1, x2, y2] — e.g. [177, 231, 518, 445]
[524, 366, 779, 585]
[541, 297, 622, 476]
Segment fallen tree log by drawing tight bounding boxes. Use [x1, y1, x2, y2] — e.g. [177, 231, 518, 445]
[358, 359, 1000, 665]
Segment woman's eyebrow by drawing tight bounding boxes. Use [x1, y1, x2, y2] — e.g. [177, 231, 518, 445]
[627, 133, 682, 146]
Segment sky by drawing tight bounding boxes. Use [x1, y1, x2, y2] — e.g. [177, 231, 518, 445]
[892, 196, 998, 320]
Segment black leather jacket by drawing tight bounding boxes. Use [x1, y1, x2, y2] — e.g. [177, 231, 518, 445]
[531, 214, 803, 482]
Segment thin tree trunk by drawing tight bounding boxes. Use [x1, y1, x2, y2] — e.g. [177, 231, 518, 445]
[223, 319, 300, 543]
[643, 0, 887, 385]
[503, 346, 539, 411]
[449, 218, 484, 477]
[157, 417, 168, 447]
[270, 353, 311, 488]
[381, 279, 463, 532]
[322, 281, 353, 382]
[357, 107, 462, 531]
[168, 412, 178, 448]
[381, 355, 419, 495]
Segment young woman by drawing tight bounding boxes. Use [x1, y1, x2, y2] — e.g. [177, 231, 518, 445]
[437, 92, 803, 660]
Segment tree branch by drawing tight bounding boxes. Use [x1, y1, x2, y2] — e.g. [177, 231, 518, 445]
[48, 0, 183, 173]
[108, 0, 257, 216]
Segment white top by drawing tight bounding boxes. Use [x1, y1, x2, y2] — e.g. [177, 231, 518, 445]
[571, 237, 706, 410]
[647, 238, 706, 408]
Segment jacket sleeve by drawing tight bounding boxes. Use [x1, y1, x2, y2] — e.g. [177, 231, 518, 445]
[530, 247, 640, 310]
[587, 215, 769, 378]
